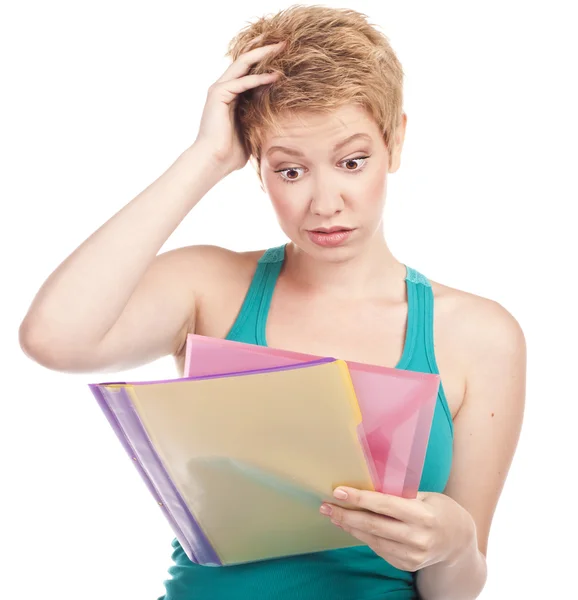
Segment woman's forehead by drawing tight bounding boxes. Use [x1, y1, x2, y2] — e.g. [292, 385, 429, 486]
[260, 105, 379, 149]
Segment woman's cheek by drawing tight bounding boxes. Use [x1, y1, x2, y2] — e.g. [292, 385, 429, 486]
[275, 204, 302, 235]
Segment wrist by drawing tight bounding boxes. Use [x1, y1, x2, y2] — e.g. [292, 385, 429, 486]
[181, 142, 234, 179]
[444, 510, 478, 568]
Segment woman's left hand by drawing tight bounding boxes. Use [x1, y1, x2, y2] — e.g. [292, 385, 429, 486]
[320, 487, 475, 572]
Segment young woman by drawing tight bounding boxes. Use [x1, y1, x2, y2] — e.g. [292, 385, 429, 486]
[18, 6, 526, 600]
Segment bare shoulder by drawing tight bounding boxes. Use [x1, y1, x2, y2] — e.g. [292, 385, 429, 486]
[173, 243, 262, 284]
[428, 277, 526, 384]
[432, 277, 524, 342]
[173, 243, 266, 349]
[179, 243, 265, 302]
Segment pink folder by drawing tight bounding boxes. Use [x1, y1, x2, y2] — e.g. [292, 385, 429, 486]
[184, 334, 440, 498]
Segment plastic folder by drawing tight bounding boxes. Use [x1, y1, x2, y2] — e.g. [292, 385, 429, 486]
[185, 334, 440, 499]
[89, 357, 378, 566]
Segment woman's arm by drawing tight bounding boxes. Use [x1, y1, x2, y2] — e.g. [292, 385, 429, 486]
[19, 142, 229, 373]
[415, 297, 527, 599]
[18, 39, 286, 374]
[19, 43, 283, 372]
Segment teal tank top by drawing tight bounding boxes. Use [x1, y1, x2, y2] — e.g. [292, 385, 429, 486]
[158, 244, 454, 600]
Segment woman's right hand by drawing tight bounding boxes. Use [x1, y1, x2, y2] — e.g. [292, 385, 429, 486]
[194, 38, 285, 174]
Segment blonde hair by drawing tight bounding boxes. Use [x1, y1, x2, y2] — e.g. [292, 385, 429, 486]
[225, 4, 405, 180]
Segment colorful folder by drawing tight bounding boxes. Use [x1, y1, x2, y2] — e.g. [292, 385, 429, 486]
[89, 357, 378, 566]
[184, 334, 440, 499]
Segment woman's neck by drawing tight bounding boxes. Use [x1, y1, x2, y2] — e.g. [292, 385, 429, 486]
[283, 234, 405, 300]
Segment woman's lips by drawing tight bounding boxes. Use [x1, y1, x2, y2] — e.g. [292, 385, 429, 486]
[306, 228, 354, 247]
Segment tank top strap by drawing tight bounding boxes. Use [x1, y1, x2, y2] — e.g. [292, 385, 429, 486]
[404, 266, 454, 433]
[258, 245, 286, 265]
[225, 244, 285, 344]
[403, 266, 437, 372]
[254, 245, 286, 345]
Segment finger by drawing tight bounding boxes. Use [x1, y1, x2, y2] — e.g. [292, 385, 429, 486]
[333, 487, 429, 525]
[210, 72, 280, 105]
[217, 41, 285, 84]
[327, 506, 412, 545]
[337, 522, 423, 572]
[334, 520, 380, 549]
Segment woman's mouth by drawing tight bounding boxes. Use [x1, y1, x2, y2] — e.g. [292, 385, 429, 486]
[306, 228, 355, 247]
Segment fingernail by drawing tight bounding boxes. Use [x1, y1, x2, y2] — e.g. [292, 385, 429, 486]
[320, 504, 332, 516]
[333, 488, 348, 500]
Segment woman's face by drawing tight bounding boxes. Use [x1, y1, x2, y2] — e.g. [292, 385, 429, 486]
[258, 104, 406, 259]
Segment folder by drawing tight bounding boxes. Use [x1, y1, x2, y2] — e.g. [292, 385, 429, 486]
[184, 334, 440, 499]
[89, 357, 377, 566]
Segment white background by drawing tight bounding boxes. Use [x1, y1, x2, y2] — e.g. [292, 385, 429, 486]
[2, 1, 577, 598]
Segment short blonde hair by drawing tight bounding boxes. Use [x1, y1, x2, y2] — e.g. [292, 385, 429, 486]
[225, 4, 405, 179]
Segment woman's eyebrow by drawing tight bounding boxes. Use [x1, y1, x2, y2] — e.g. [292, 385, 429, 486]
[265, 132, 372, 158]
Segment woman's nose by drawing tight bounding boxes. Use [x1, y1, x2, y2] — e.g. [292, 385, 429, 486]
[309, 190, 345, 217]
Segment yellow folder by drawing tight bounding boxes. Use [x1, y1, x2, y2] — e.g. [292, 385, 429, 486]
[93, 358, 376, 565]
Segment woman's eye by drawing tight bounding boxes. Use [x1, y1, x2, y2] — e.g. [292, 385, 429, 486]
[274, 156, 370, 184]
[278, 167, 303, 183]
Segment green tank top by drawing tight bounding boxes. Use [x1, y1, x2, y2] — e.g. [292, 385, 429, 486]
[158, 244, 454, 600]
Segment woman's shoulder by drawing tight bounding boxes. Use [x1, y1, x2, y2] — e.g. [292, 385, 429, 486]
[174, 242, 265, 266]
[424, 277, 525, 421]
[173, 242, 270, 294]
[427, 276, 525, 374]
[428, 276, 521, 330]
[173, 243, 266, 287]
[175, 244, 268, 342]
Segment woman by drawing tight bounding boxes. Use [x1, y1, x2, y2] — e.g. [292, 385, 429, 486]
[18, 6, 526, 600]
